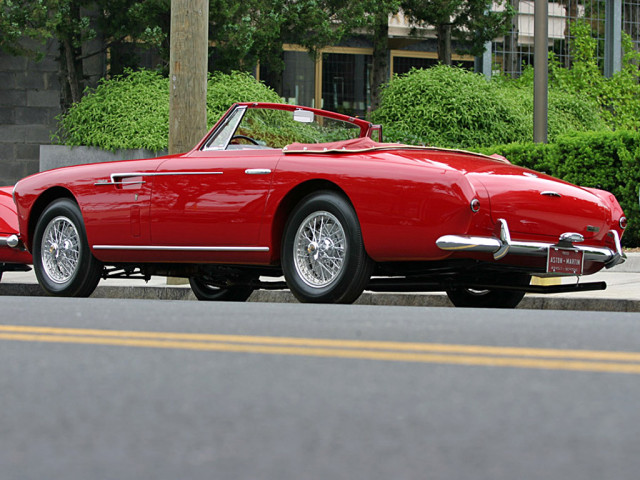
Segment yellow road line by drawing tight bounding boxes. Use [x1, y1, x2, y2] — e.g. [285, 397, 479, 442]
[1, 325, 640, 374]
[1, 324, 639, 362]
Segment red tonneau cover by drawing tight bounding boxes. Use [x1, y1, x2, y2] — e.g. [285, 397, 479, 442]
[283, 137, 410, 153]
[282, 137, 510, 163]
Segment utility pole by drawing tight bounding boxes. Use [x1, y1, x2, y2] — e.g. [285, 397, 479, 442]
[604, 0, 622, 78]
[169, 0, 209, 154]
[533, 0, 548, 143]
[167, 0, 208, 285]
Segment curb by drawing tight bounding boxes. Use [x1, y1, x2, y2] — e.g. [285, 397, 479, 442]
[2, 283, 639, 313]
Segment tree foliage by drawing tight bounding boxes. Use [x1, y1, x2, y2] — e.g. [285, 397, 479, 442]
[0, 0, 52, 58]
[1, 0, 168, 108]
[401, 0, 513, 64]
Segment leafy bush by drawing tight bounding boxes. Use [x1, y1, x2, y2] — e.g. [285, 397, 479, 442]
[54, 69, 283, 151]
[549, 20, 640, 132]
[371, 65, 528, 147]
[481, 130, 640, 247]
[371, 65, 605, 148]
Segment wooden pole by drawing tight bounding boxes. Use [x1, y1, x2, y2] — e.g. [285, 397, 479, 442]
[167, 0, 208, 285]
[169, 0, 209, 154]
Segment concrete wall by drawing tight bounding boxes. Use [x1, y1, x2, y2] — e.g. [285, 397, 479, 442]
[0, 41, 62, 186]
[40, 145, 167, 172]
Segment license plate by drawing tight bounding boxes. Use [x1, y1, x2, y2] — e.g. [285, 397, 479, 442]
[547, 247, 583, 275]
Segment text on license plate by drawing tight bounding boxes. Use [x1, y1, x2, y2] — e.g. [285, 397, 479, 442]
[547, 247, 583, 275]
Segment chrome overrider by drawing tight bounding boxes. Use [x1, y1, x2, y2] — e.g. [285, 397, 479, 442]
[0, 234, 20, 248]
[436, 218, 625, 269]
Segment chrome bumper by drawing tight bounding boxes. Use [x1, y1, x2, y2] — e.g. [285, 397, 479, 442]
[436, 219, 625, 269]
[0, 234, 19, 248]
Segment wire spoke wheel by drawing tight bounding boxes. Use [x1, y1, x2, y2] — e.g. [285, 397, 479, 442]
[41, 216, 81, 284]
[33, 198, 102, 297]
[294, 211, 346, 288]
[282, 191, 373, 304]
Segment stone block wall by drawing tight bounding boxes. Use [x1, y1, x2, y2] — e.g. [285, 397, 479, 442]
[0, 41, 61, 186]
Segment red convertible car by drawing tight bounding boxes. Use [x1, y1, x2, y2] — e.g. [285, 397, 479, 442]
[2, 102, 627, 307]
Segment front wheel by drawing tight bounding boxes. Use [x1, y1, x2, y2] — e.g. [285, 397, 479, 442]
[33, 198, 102, 297]
[445, 274, 531, 309]
[189, 276, 254, 302]
[282, 191, 373, 304]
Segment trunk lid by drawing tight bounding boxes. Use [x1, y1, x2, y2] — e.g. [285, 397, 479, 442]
[469, 168, 608, 240]
[402, 149, 609, 240]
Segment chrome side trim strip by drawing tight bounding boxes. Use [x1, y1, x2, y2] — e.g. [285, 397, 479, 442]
[92, 245, 269, 252]
[95, 180, 146, 186]
[96, 171, 224, 186]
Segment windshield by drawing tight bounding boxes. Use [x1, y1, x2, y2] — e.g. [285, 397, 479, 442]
[203, 105, 363, 151]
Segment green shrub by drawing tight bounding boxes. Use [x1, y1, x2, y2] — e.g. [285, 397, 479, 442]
[371, 65, 606, 148]
[371, 65, 530, 148]
[482, 130, 640, 247]
[54, 69, 283, 151]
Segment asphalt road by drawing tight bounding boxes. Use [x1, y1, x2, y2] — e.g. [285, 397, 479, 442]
[1, 297, 640, 480]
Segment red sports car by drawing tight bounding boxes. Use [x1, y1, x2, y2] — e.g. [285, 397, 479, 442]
[4, 102, 627, 307]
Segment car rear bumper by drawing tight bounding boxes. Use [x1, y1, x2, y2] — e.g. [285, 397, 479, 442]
[436, 218, 625, 270]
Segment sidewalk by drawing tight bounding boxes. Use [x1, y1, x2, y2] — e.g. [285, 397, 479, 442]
[2, 254, 640, 312]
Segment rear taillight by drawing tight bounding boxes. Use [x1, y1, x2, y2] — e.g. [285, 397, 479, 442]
[620, 216, 628, 229]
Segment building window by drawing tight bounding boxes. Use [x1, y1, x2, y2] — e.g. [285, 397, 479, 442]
[321, 52, 372, 117]
[281, 51, 316, 107]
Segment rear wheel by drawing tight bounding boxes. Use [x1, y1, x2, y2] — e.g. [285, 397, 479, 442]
[445, 274, 531, 309]
[282, 191, 373, 304]
[33, 198, 102, 297]
[189, 276, 254, 302]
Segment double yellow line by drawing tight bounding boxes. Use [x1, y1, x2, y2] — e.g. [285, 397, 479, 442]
[1, 324, 640, 374]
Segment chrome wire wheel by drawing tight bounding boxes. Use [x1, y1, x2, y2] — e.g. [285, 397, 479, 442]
[293, 211, 346, 288]
[41, 215, 81, 284]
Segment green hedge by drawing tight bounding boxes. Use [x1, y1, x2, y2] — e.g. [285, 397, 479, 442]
[53, 69, 283, 151]
[479, 130, 640, 247]
[370, 65, 607, 149]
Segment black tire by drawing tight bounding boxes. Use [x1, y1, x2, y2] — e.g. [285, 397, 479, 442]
[281, 191, 373, 304]
[445, 274, 531, 309]
[189, 276, 254, 302]
[33, 198, 102, 297]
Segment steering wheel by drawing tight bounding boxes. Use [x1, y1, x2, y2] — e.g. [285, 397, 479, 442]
[230, 135, 260, 145]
